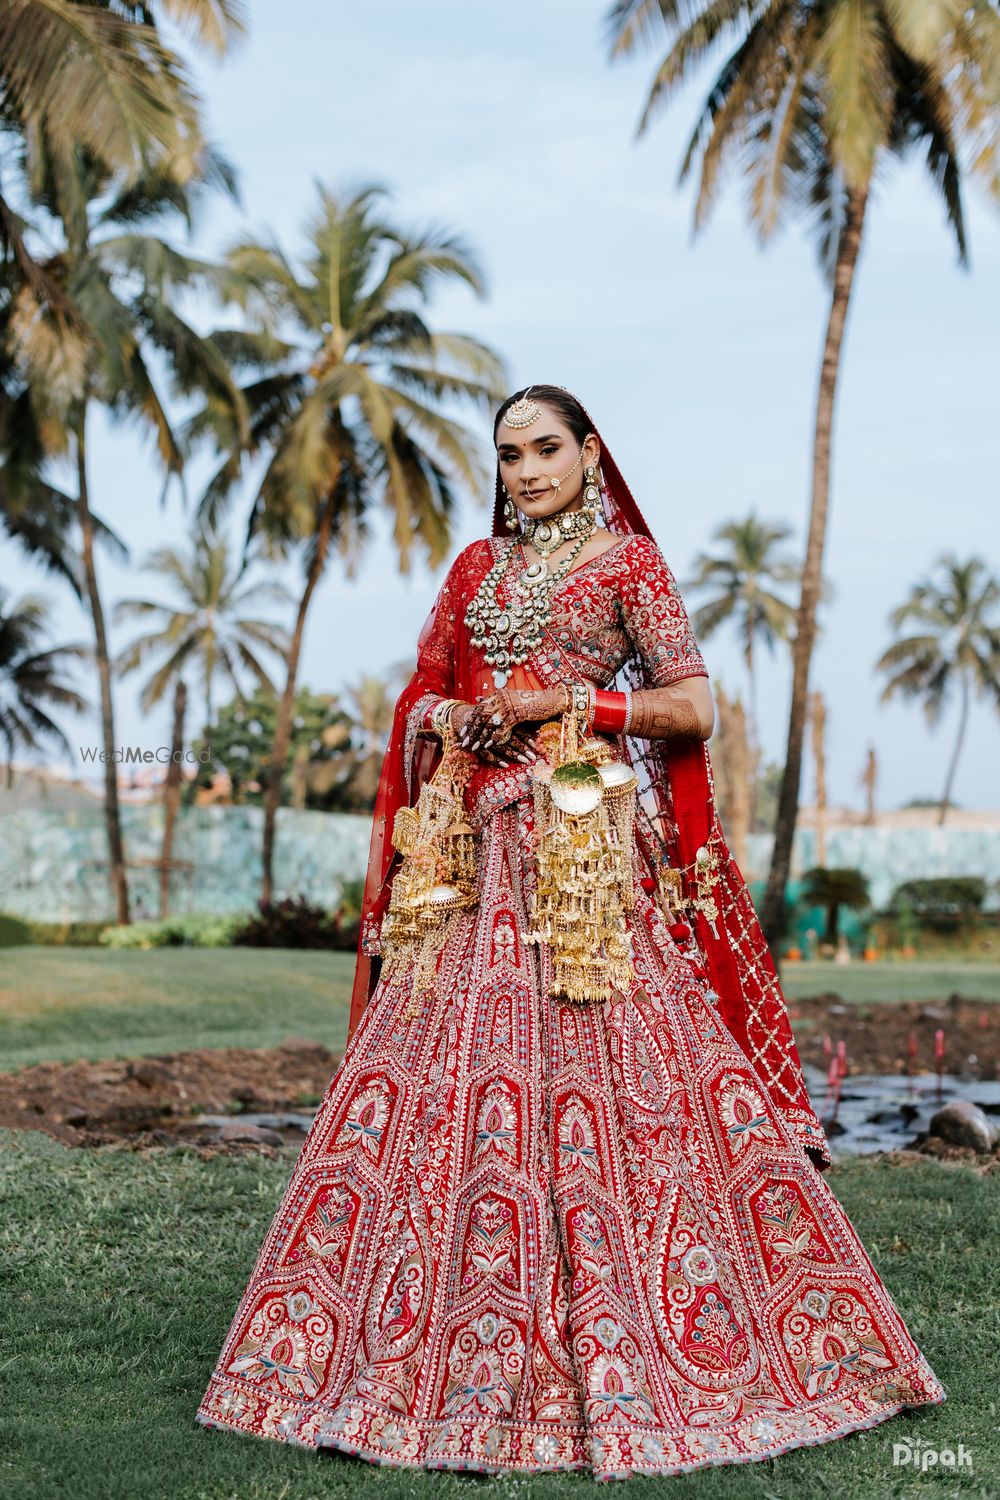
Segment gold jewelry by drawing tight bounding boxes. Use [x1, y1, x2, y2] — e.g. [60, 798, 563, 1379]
[430, 698, 459, 735]
[545, 445, 584, 494]
[502, 387, 541, 429]
[526, 708, 638, 1002]
[582, 463, 602, 516]
[524, 504, 593, 558]
[503, 495, 519, 531]
[465, 509, 598, 688]
[381, 731, 479, 990]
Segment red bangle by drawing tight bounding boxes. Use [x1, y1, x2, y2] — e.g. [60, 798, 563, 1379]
[591, 689, 629, 734]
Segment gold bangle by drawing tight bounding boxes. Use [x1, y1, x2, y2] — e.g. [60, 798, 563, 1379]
[431, 698, 458, 735]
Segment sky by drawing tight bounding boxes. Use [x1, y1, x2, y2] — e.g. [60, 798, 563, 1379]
[3, 0, 998, 811]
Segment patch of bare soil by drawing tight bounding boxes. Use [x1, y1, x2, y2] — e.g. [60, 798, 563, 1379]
[0, 1037, 341, 1156]
[2, 992, 998, 1163]
[790, 991, 999, 1081]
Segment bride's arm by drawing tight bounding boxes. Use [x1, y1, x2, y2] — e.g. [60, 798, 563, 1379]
[604, 677, 714, 741]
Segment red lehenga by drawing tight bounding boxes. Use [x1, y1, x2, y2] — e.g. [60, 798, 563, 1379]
[196, 421, 945, 1480]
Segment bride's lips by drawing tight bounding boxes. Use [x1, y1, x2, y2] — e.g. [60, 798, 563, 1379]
[522, 488, 547, 499]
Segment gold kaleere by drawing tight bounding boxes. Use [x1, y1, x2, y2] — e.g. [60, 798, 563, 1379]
[526, 709, 638, 1002]
[380, 733, 479, 1000]
[691, 842, 722, 936]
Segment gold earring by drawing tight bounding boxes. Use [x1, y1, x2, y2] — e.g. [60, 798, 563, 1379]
[583, 463, 601, 517]
[503, 495, 519, 531]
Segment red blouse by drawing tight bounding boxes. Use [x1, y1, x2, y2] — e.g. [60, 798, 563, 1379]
[468, 532, 709, 702]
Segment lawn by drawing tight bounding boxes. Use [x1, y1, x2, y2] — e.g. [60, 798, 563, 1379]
[1, 1128, 994, 1500]
[2, 950, 998, 1497]
[0, 948, 353, 1070]
[3, 949, 999, 1075]
[779, 962, 1000, 1005]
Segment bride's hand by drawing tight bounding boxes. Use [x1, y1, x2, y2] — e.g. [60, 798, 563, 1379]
[452, 698, 545, 765]
[456, 688, 569, 755]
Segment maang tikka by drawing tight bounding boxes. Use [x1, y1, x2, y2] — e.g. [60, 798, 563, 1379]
[502, 386, 542, 429]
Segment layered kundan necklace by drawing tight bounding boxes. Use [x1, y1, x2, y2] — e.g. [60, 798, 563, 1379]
[466, 451, 604, 689]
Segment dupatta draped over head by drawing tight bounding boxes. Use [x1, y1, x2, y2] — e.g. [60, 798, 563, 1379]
[347, 394, 830, 1170]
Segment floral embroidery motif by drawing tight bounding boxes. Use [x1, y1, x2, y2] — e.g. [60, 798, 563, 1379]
[718, 1076, 782, 1155]
[227, 1291, 333, 1399]
[473, 1082, 519, 1163]
[334, 1079, 391, 1155]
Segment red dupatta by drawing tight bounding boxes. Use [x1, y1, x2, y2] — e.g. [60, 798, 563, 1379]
[346, 399, 830, 1170]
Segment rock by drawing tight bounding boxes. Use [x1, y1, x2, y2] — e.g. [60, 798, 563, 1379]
[928, 1099, 996, 1154]
[217, 1122, 284, 1146]
[126, 1060, 174, 1089]
[62, 1104, 89, 1126]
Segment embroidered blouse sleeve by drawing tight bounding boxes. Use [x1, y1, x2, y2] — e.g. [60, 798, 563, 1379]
[616, 535, 708, 687]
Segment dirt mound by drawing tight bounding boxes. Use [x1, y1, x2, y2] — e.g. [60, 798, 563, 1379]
[790, 992, 999, 1080]
[0, 1037, 340, 1154]
[2, 991, 998, 1159]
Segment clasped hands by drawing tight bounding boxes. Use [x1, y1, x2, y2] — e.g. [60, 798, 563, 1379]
[449, 686, 571, 767]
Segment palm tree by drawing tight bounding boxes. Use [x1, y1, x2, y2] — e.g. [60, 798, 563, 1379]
[338, 672, 405, 811]
[801, 866, 870, 946]
[606, 0, 998, 943]
[0, 587, 88, 788]
[0, 0, 247, 316]
[686, 513, 799, 741]
[876, 554, 1000, 826]
[185, 182, 508, 904]
[113, 532, 292, 915]
[0, 151, 247, 922]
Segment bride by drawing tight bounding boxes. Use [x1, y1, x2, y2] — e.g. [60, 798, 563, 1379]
[196, 384, 945, 1479]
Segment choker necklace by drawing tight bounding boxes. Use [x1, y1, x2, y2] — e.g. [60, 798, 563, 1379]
[523, 508, 594, 558]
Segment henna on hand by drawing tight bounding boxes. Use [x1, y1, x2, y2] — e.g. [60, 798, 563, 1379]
[456, 686, 570, 758]
[627, 688, 704, 740]
[476, 725, 539, 767]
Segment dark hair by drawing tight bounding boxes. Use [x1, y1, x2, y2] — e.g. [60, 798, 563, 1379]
[493, 385, 593, 447]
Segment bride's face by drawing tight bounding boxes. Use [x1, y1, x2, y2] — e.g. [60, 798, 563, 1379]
[496, 403, 601, 523]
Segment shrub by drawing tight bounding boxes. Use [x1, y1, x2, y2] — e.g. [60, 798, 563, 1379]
[24, 920, 108, 946]
[888, 877, 987, 931]
[100, 913, 247, 949]
[233, 895, 349, 950]
[0, 912, 31, 946]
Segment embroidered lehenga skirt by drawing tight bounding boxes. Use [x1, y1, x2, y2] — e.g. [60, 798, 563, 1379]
[195, 786, 946, 1480]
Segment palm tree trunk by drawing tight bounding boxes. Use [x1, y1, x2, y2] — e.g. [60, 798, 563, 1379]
[939, 672, 970, 826]
[761, 183, 869, 945]
[729, 693, 750, 870]
[261, 491, 338, 905]
[746, 637, 758, 830]
[160, 677, 187, 918]
[76, 406, 130, 924]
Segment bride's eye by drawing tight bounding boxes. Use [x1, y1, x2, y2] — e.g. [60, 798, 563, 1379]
[540, 445, 557, 456]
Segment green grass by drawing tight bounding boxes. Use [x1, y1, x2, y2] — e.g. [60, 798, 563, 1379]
[779, 962, 1000, 1005]
[3, 950, 999, 1076]
[1, 1129, 994, 1500]
[0, 948, 354, 1070]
